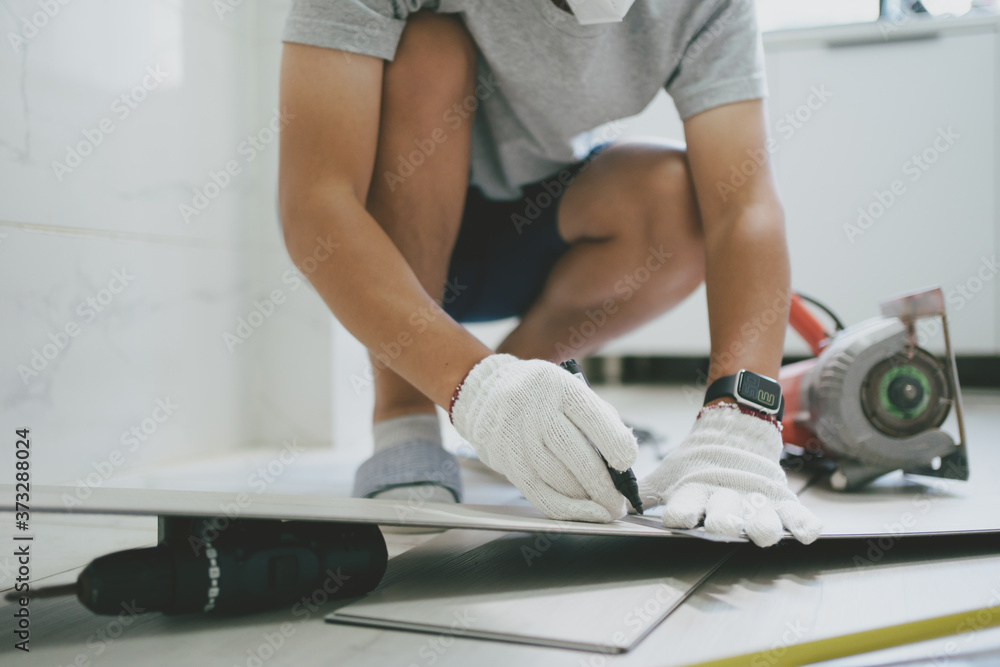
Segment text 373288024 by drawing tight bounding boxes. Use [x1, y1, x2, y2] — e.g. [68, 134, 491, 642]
[13, 427, 32, 652]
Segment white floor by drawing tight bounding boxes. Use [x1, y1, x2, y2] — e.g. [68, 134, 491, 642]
[3, 386, 999, 666]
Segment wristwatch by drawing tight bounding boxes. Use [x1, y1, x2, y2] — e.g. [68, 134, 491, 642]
[704, 369, 784, 421]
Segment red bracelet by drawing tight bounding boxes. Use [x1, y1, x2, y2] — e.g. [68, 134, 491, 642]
[698, 402, 782, 431]
[448, 367, 474, 425]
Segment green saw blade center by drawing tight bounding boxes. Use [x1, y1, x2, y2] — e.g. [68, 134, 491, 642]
[879, 365, 932, 420]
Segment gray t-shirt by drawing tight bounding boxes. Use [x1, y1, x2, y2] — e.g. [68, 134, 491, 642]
[284, 0, 767, 200]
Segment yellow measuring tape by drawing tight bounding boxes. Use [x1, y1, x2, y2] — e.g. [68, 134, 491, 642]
[688, 604, 1000, 667]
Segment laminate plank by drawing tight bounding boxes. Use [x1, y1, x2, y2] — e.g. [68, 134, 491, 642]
[624, 534, 1000, 667]
[15, 485, 746, 542]
[328, 529, 738, 652]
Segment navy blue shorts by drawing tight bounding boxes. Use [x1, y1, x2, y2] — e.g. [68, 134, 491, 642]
[443, 145, 607, 323]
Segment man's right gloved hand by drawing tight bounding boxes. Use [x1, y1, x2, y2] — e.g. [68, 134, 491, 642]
[450, 354, 638, 523]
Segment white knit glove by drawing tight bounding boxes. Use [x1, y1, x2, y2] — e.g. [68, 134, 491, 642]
[638, 404, 822, 547]
[450, 354, 638, 523]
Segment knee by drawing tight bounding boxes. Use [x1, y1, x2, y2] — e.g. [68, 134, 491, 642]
[620, 149, 705, 287]
[620, 149, 703, 252]
[385, 12, 477, 113]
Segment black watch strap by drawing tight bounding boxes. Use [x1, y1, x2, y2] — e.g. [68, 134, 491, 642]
[703, 374, 738, 406]
[704, 371, 784, 421]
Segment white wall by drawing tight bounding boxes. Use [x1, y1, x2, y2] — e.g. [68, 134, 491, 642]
[0, 0, 333, 483]
[602, 16, 999, 357]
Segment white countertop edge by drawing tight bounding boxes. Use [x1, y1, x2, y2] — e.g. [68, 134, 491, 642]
[763, 11, 1000, 50]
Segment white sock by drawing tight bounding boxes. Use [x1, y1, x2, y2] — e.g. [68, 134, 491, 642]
[368, 413, 457, 503]
[373, 413, 441, 452]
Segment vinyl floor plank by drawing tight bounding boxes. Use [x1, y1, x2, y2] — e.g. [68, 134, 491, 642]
[328, 529, 739, 652]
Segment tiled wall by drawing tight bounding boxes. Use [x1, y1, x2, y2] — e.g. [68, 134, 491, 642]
[0, 0, 334, 484]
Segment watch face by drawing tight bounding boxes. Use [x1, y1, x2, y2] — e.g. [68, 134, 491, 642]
[737, 372, 781, 411]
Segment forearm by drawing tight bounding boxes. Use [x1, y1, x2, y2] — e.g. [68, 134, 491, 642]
[283, 191, 491, 408]
[655, 104, 822, 546]
[703, 204, 790, 384]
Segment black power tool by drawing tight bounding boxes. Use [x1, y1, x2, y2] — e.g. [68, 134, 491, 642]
[10, 517, 388, 615]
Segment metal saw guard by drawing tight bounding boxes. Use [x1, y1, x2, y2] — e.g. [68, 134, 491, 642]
[878, 286, 969, 483]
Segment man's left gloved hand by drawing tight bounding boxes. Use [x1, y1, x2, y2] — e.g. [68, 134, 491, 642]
[637, 403, 822, 547]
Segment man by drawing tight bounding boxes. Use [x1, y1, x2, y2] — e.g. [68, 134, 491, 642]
[278, 0, 823, 547]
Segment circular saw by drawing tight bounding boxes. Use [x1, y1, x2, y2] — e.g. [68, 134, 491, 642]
[779, 287, 968, 491]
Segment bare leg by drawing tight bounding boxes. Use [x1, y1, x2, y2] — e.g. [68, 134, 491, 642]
[497, 140, 706, 361]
